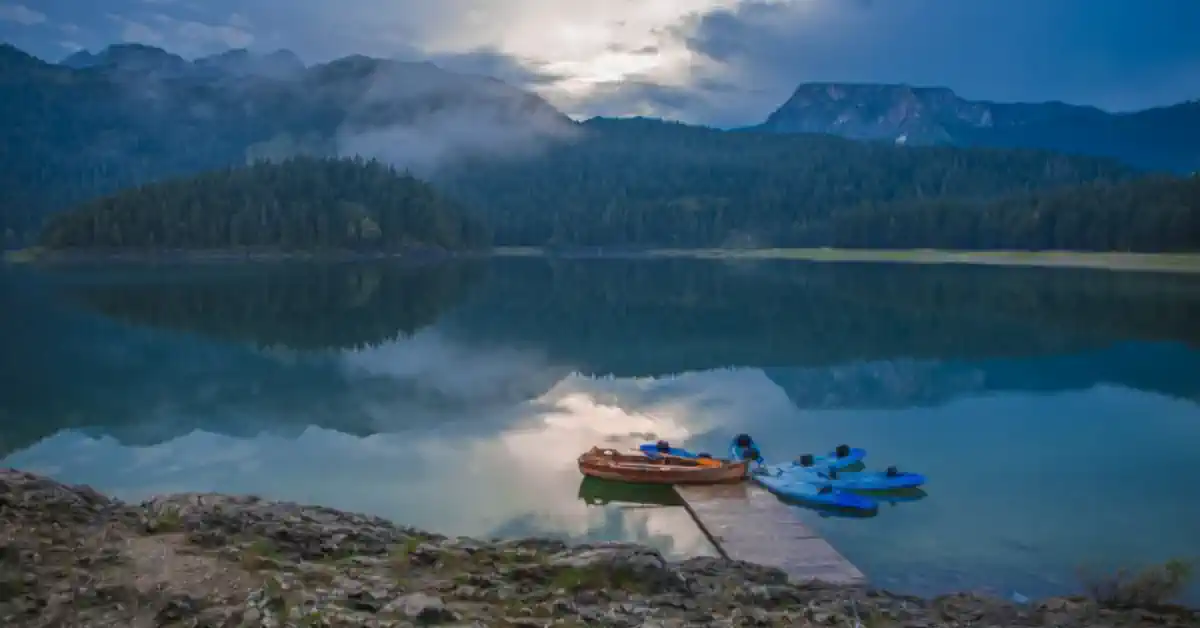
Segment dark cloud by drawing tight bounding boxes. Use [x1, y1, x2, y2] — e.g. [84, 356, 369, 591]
[682, 0, 1200, 116]
[3, 0, 1198, 126]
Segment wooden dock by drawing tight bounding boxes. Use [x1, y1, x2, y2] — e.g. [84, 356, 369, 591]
[674, 482, 866, 586]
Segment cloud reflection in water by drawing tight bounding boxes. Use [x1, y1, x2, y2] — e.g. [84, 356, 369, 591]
[5, 362, 792, 560]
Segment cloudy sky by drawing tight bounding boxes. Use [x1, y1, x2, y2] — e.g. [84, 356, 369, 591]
[2, 0, 1198, 126]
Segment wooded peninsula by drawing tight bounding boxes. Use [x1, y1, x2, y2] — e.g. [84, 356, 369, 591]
[35, 157, 489, 253]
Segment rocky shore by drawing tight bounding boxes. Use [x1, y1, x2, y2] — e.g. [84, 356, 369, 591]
[1, 469, 1194, 627]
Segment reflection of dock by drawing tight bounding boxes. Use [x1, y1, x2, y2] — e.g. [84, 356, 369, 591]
[674, 483, 866, 585]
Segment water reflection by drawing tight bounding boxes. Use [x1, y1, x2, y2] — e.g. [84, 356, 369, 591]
[4, 370, 735, 560]
[47, 260, 484, 350]
[444, 257, 1200, 377]
[2, 258, 1200, 602]
[577, 477, 684, 507]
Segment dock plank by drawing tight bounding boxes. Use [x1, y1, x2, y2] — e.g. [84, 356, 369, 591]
[675, 482, 866, 586]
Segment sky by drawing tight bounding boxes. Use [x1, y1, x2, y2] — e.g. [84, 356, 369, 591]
[2, 0, 1199, 126]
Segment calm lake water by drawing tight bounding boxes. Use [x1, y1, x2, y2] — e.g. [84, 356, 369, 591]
[2, 256, 1199, 602]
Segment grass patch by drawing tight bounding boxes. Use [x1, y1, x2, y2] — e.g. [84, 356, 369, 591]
[860, 605, 896, 628]
[0, 569, 27, 602]
[490, 246, 1200, 274]
[490, 246, 544, 257]
[2, 247, 44, 263]
[296, 608, 328, 627]
[241, 539, 282, 571]
[549, 565, 648, 594]
[260, 575, 300, 621]
[387, 537, 424, 573]
[314, 545, 361, 564]
[1079, 559, 1195, 609]
[146, 506, 184, 534]
[669, 248, 1200, 273]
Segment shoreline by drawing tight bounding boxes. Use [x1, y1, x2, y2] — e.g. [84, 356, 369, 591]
[2, 469, 1194, 627]
[2, 246, 482, 266]
[494, 247, 1200, 274]
[8, 246, 1200, 274]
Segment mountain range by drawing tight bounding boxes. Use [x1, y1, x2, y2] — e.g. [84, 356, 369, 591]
[757, 82, 1200, 173]
[36, 43, 1200, 173]
[0, 42, 570, 238]
[1, 42, 1198, 252]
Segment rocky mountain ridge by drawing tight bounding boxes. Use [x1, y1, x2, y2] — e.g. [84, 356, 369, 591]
[757, 82, 1200, 172]
[29, 43, 1200, 175]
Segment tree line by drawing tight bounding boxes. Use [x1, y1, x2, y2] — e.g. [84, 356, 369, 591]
[63, 260, 485, 350]
[437, 118, 1198, 251]
[828, 174, 1200, 251]
[444, 255, 1200, 376]
[7, 34, 1197, 255]
[30, 136, 1200, 253]
[38, 157, 489, 252]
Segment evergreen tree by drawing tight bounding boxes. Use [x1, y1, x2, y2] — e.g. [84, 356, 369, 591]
[39, 157, 490, 252]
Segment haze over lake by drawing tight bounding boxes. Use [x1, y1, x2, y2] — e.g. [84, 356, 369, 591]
[2, 257, 1198, 601]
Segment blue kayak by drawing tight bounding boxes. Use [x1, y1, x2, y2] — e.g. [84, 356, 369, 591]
[639, 441, 711, 459]
[791, 446, 867, 471]
[642, 436, 867, 471]
[729, 434, 865, 471]
[752, 467, 878, 512]
[771, 463, 926, 491]
[728, 434, 764, 463]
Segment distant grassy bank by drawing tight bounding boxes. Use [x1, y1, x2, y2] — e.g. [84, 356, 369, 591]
[2, 246, 467, 265]
[9, 246, 1200, 274]
[493, 247, 1200, 274]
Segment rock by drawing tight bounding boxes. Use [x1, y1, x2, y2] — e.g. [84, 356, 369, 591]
[547, 544, 688, 594]
[1, 469, 1193, 628]
[154, 593, 204, 621]
[346, 588, 388, 612]
[384, 592, 460, 623]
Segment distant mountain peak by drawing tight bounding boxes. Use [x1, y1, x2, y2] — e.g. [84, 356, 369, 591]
[760, 82, 991, 143]
[60, 49, 97, 68]
[193, 47, 305, 79]
[757, 81, 1200, 172]
[58, 43, 189, 76]
[264, 49, 303, 65]
[3, 41, 44, 64]
[790, 81, 958, 97]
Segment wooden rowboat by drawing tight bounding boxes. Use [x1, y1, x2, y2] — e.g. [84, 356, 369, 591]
[577, 446, 749, 485]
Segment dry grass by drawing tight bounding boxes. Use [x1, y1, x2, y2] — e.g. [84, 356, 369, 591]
[387, 536, 424, 574]
[1079, 559, 1194, 609]
[240, 539, 282, 571]
[122, 534, 263, 597]
[490, 246, 1200, 274]
[146, 506, 184, 534]
[658, 248, 1200, 274]
[2, 247, 44, 263]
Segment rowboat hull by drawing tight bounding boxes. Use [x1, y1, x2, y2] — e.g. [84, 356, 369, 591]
[577, 447, 749, 485]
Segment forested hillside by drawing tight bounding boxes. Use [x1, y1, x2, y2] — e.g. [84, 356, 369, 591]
[0, 42, 566, 241]
[829, 175, 1200, 251]
[439, 118, 1140, 247]
[0, 44, 300, 240]
[38, 157, 489, 252]
[3, 42, 1199, 253]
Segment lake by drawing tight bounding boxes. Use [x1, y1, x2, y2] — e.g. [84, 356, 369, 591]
[2, 256, 1199, 602]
